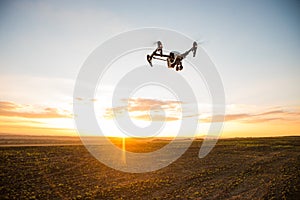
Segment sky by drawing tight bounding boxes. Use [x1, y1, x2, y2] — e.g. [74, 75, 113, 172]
[0, 0, 299, 137]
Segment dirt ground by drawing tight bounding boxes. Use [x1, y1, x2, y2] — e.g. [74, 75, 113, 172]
[0, 136, 299, 199]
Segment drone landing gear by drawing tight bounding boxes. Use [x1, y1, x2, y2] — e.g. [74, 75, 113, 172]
[147, 55, 152, 67]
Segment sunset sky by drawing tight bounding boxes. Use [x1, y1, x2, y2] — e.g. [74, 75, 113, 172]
[0, 0, 299, 138]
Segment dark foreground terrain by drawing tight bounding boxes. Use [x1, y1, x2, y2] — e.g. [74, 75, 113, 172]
[0, 136, 299, 199]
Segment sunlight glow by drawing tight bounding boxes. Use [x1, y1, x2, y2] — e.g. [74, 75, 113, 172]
[122, 137, 126, 164]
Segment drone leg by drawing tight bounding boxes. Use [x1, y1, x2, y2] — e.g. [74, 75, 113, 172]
[147, 48, 160, 67]
[147, 55, 153, 67]
[167, 58, 172, 68]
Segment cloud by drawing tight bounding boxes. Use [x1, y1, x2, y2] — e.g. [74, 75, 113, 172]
[103, 98, 182, 121]
[241, 108, 300, 123]
[0, 123, 75, 136]
[104, 99, 300, 125]
[0, 101, 71, 118]
[133, 114, 180, 121]
[126, 98, 181, 112]
[200, 107, 300, 123]
[225, 114, 250, 121]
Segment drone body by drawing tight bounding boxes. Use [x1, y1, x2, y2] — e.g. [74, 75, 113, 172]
[147, 41, 197, 71]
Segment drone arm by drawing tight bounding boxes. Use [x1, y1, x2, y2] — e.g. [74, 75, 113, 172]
[181, 48, 193, 58]
[181, 42, 198, 58]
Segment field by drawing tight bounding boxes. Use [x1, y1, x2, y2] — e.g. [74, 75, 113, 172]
[0, 136, 299, 199]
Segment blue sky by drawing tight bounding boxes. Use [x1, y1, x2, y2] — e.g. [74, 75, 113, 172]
[0, 0, 299, 105]
[0, 0, 299, 137]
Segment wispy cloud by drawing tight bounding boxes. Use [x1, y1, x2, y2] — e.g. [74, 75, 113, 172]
[200, 107, 300, 123]
[0, 101, 71, 118]
[103, 98, 300, 125]
[103, 98, 182, 121]
[133, 114, 180, 121]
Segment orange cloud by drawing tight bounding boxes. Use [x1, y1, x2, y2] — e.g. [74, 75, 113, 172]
[133, 114, 180, 121]
[200, 108, 300, 123]
[0, 101, 71, 118]
[126, 98, 182, 112]
[0, 101, 74, 136]
[103, 98, 182, 121]
[0, 123, 75, 136]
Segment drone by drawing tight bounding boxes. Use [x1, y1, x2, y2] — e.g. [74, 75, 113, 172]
[147, 41, 198, 71]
